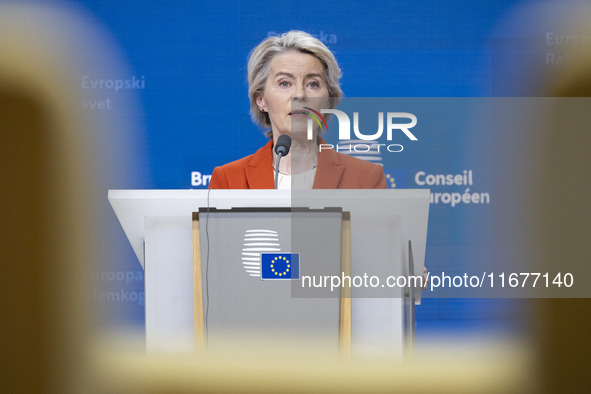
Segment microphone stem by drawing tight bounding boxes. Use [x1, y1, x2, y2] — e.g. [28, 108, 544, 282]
[274, 152, 284, 189]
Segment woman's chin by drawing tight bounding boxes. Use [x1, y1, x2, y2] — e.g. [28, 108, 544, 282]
[288, 119, 310, 135]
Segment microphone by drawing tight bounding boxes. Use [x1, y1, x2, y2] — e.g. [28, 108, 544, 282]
[274, 134, 291, 189]
[275, 134, 291, 157]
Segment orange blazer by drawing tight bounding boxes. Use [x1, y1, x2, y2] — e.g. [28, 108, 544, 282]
[209, 138, 387, 189]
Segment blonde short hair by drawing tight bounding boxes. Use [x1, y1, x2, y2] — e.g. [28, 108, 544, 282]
[247, 30, 343, 134]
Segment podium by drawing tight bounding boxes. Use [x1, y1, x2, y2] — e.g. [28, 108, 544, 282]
[109, 189, 430, 356]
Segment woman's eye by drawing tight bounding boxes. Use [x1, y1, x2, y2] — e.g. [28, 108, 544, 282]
[308, 81, 320, 89]
[278, 80, 291, 88]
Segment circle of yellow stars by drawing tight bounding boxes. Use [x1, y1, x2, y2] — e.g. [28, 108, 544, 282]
[385, 173, 396, 188]
[270, 256, 290, 277]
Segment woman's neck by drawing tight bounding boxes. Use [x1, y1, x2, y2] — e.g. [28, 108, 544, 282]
[274, 136, 318, 175]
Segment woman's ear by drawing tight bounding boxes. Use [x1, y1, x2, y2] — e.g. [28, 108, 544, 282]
[256, 95, 265, 111]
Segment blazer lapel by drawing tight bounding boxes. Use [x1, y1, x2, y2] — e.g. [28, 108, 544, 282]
[313, 139, 344, 189]
[245, 139, 275, 189]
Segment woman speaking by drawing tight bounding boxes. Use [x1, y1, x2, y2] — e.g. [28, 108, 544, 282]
[209, 30, 386, 190]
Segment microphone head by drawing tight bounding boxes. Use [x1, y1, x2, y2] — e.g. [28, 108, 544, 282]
[274, 134, 291, 156]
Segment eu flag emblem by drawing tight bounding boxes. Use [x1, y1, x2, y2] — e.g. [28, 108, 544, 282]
[261, 253, 299, 280]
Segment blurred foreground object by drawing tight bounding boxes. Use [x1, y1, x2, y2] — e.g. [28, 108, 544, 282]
[0, 1, 142, 392]
[0, 3, 97, 392]
[535, 4, 591, 391]
[0, 0, 589, 392]
[491, 1, 591, 390]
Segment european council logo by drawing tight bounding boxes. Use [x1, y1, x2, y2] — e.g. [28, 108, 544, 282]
[261, 253, 300, 280]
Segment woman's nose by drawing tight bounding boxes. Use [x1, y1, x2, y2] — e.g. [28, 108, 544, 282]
[292, 82, 307, 100]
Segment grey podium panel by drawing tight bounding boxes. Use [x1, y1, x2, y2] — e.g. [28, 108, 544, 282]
[199, 209, 342, 348]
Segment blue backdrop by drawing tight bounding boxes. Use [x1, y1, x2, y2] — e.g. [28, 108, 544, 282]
[70, 0, 563, 338]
